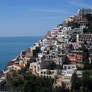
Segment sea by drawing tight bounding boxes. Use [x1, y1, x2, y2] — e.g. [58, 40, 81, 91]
[0, 36, 41, 70]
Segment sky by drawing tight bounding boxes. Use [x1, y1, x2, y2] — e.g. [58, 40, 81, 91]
[0, 0, 92, 37]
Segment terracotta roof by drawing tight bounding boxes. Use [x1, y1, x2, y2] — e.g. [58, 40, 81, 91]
[8, 61, 14, 66]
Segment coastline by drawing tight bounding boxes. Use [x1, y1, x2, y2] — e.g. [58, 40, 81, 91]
[0, 8, 92, 92]
[0, 36, 41, 70]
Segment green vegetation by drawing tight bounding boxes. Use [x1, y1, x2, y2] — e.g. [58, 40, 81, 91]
[87, 27, 92, 32]
[6, 70, 71, 92]
[53, 87, 70, 92]
[71, 70, 92, 92]
[7, 71, 54, 92]
[71, 73, 81, 92]
[85, 14, 92, 22]
[83, 14, 92, 33]
[83, 27, 92, 33]
[71, 43, 92, 92]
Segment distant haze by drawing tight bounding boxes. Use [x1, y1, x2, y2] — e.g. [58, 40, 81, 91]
[0, 0, 92, 37]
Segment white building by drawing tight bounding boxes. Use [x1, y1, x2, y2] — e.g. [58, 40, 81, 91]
[78, 8, 92, 15]
[63, 64, 77, 70]
[71, 27, 83, 35]
[61, 64, 77, 76]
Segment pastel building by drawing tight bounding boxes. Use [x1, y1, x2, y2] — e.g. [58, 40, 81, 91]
[55, 64, 77, 89]
[13, 64, 21, 71]
[65, 16, 74, 23]
[67, 50, 83, 63]
[30, 62, 40, 75]
[39, 69, 57, 78]
[74, 15, 88, 26]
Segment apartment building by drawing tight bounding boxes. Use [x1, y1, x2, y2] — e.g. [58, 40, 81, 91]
[78, 8, 92, 15]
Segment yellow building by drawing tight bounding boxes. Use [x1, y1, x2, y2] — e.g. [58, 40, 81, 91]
[65, 16, 74, 23]
[13, 64, 21, 71]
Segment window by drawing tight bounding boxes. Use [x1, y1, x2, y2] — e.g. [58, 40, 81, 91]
[72, 66, 75, 69]
[64, 66, 67, 70]
[34, 66, 36, 68]
[68, 66, 71, 69]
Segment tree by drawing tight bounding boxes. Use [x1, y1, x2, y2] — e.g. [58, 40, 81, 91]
[71, 72, 81, 92]
[7, 71, 54, 92]
[53, 87, 70, 92]
[81, 70, 92, 92]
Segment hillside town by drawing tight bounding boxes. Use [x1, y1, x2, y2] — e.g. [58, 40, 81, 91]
[0, 8, 92, 91]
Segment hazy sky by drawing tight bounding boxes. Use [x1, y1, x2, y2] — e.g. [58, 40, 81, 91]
[0, 0, 92, 37]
